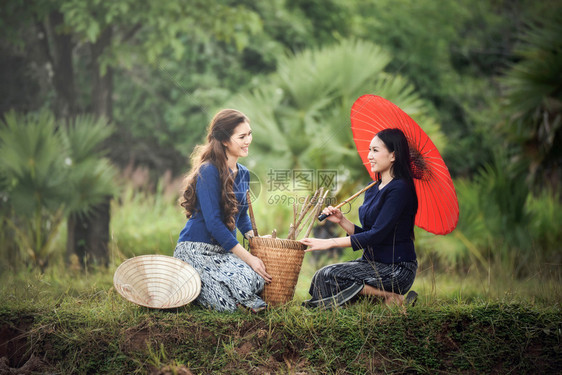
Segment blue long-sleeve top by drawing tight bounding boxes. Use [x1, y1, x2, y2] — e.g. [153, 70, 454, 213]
[350, 178, 417, 263]
[177, 162, 253, 251]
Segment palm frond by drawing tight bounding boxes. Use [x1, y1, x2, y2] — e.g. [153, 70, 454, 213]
[0, 110, 118, 269]
[63, 114, 115, 163]
[226, 38, 443, 190]
[501, 11, 562, 146]
[0, 110, 68, 215]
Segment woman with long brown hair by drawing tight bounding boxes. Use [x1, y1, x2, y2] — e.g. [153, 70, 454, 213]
[174, 109, 271, 312]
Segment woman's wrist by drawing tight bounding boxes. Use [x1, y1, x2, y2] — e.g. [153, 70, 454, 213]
[231, 244, 250, 261]
[332, 237, 352, 248]
[338, 217, 354, 234]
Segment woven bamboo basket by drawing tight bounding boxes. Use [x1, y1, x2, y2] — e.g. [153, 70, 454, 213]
[113, 255, 201, 309]
[249, 237, 306, 306]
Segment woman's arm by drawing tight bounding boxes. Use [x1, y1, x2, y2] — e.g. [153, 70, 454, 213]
[196, 164, 242, 251]
[300, 236, 351, 251]
[231, 243, 272, 282]
[349, 183, 410, 251]
[320, 206, 355, 235]
[300, 205, 356, 251]
[236, 170, 253, 236]
[339, 217, 356, 235]
[197, 165, 271, 281]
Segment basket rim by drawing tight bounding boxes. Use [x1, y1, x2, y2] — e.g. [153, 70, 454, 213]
[249, 236, 306, 250]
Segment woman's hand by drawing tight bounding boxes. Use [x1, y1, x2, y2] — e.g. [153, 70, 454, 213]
[320, 206, 344, 223]
[300, 238, 332, 252]
[232, 244, 272, 283]
[247, 255, 272, 283]
[320, 206, 356, 235]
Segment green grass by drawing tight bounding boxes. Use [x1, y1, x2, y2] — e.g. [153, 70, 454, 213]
[295, 249, 562, 306]
[110, 184, 185, 259]
[1, 264, 561, 374]
[2, 183, 561, 373]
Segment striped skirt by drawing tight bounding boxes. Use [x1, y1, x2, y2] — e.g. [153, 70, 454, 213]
[174, 241, 266, 312]
[305, 258, 417, 309]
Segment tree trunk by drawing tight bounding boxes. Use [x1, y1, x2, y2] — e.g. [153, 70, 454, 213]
[40, 11, 77, 118]
[35, 10, 109, 267]
[66, 27, 114, 267]
[67, 200, 111, 267]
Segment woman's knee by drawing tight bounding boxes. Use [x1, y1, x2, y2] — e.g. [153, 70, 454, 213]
[311, 265, 335, 283]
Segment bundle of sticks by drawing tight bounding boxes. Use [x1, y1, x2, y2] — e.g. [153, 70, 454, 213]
[248, 182, 377, 241]
[247, 188, 329, 240]
[287, 187, 329, 240]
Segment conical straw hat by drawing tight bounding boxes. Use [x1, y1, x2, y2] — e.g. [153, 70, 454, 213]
[113, 255, 201, 309]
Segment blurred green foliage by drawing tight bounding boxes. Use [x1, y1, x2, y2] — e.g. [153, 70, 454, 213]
[499, 10, 562, 191]
[110, 183, 184, 260]
[0, 0, 560, 278]
[0, 111, 116, 271]
[227, 39, 444, 193]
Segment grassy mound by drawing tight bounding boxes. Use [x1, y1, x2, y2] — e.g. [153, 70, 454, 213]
[1, 270, 560, 374]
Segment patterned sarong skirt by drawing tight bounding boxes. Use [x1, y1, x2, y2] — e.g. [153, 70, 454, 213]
[305, 258, 417, 309]
[174, 241, 266, 312]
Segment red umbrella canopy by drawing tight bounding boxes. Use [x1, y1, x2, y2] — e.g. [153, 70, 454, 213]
[350, 95, 459, 235]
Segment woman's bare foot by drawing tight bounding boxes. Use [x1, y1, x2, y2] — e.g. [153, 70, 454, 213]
[384, 293, 405, 306]
[360, 284, 404, 306]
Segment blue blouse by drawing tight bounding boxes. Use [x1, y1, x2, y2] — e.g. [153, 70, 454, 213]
[177, 162, 253, 251]
[350, 178, 417, 263]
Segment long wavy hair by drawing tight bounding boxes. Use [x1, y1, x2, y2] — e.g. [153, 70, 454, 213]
[376, 127, 419, 216]
[180, 109, 249, 230]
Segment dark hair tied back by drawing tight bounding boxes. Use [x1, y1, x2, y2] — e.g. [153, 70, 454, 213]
[376, 128, 418, 218]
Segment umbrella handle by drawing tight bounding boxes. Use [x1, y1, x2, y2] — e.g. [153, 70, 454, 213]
[317, 212, 329, 221]
[317, 181, 378, 222]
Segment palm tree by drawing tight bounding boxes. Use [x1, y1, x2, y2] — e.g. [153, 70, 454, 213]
[0, 110, 117, 271]
[226, 39, 444, 195]
[500, 11, 562, 192]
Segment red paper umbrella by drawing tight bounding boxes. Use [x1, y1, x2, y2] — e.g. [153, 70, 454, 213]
[350, 95, 459, 235]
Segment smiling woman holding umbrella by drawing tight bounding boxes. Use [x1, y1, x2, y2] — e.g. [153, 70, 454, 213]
[300, 128, 419, 308]
[300, 94, 459, 309]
